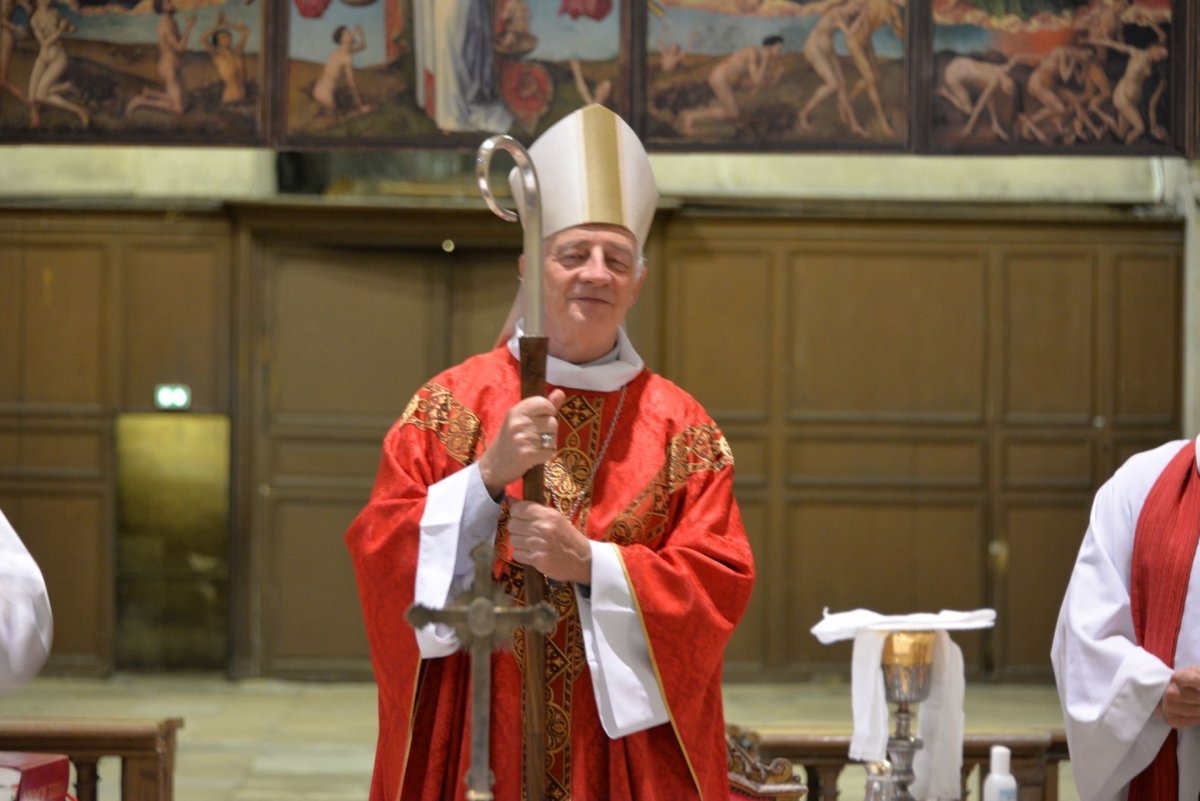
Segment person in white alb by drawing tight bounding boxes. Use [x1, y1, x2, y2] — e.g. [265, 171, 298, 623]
[1052, 438, 1200, 801]
[0, 507, 52, 692]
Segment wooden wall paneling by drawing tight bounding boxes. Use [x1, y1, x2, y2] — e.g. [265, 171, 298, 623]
[987, 229, 1182, 678]
[0, 229, 114, 674]
[1112, 249, 1181, 428]
[254, 245, 443, 675]
[0, 246, 19, 406]
[660, 216, 1181, 679]
[267, 247, 442, 423]
[787, 496, 986, 671]
[724, 493, 768, 677]
[624, 220, 668, 373]
[0, 211, 240, 676]
[788, 434, 986, 490]
[447, 248, 523, 364]
[121, 238, 232, 413]
[786, 245, 987, 424]
[19, 243, 107, 412]
[229, 205, 524, 678]
[248, 229, 522, 676]
[1000, 250, 1096, 425]
[666, 245, 772, 422]
[266, 494, 374, 676]
[0, 487, 112, 674]
[663, 232, 778, 673]
[1001, 437, 1094, 491]
[1113, 433, 1187, 468]
[998, 499, 1092, 676]
[230, 220, 258, 678]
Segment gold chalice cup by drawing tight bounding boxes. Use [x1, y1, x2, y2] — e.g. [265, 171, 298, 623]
[881, 631, 938, 801]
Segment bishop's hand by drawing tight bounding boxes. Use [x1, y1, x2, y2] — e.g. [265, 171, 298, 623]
[506, 500, 591, 585]
[478, 389, 566, 498]
[1158, 666, 1200, 728]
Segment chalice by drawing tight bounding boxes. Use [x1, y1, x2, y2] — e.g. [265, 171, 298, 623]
[881, 631, 936, 801]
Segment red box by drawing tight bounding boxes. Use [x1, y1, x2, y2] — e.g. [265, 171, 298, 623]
[0, 752, 69, 801]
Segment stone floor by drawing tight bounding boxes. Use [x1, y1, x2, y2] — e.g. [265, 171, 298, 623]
[0, 675, 1076, 801]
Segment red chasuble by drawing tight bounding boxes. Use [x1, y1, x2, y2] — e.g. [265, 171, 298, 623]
[345, 347, 755, 801]
[1129, 438, 1200, 801]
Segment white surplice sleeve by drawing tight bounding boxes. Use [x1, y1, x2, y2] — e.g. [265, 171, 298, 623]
[413, 463, 502, 658]
[412, 467, 666, 737]
[1051, 442, 1184, 801]
[0, 509, 52, 693]
[575, 542, 667, 738]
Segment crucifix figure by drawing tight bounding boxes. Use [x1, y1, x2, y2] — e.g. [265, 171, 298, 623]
[406, 541, 557, 801]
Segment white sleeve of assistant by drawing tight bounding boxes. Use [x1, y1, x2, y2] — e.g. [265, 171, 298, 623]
[0, 509, 52, 693]
[576, 541, 668, 738]
[1051, 462, 1175, 801]
[414, 464, 502, 659]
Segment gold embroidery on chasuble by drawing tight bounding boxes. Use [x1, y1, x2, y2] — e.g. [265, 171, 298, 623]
[399, 383, 483, 466]
[499, 392, 609, 801]
[608, 423, 734, 547]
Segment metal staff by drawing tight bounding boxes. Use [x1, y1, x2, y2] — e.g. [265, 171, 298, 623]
[475, 135, 551, 801]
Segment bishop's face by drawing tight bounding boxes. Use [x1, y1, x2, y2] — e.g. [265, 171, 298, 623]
[525, 223, 644, 365]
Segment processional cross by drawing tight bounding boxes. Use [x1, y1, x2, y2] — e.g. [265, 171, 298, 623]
[404, 134, 558, 801]
[406, 541, 557, 801]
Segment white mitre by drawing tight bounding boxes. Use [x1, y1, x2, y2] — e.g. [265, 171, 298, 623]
[508, 103, 658, 247]
[496, 105, 658, 346]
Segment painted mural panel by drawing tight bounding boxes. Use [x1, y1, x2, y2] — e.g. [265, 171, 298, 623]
[644, 0, 908, 150]
[930, 0, 1173, 152]
[281, 0, 624, 148]
[0, 0, 266, 142]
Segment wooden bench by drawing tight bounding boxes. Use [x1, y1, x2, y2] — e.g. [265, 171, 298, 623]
[0, 718, 183, 801]
[752, 729, 1068, 801]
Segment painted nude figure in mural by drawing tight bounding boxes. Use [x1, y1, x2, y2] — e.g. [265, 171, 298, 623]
[677, 35, 784, 135]
[1015, 46, 1086, 143]
[28, 0, 86, 127]
[937, 55, 1020, 141]
[312, 25, 372, 119]
[495, 0, 532, 54]
[570, 58, 611, 107]
[1, 0, 36, 125]
[796, 0, 867, 136]
[1095, 38, 1168, 144]
[202, 11, 250, 105]
[125, 0, 195, 116]
[843, 0, 902, 136]
[656, 22, 695, 73]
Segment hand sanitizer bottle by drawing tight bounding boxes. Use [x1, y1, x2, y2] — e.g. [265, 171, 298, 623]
[983, 745, 1018, 801]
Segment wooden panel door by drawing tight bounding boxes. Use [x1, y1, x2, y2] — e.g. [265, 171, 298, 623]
[248, 240, 516, 677]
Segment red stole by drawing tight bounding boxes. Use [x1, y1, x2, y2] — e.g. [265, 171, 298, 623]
[1129, 438, 1200, 801]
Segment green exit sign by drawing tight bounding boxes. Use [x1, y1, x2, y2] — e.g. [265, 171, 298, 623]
[154, 384, 192, 411]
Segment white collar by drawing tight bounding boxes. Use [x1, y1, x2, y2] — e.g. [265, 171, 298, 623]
[507, 322, 644, 392]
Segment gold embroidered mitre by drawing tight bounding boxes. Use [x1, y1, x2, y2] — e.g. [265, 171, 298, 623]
[508, 104, 658, 249]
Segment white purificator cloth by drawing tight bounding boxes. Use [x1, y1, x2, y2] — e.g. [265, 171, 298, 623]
[811, 608, 996, 800]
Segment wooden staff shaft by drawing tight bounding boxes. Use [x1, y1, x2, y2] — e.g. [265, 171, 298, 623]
[519, 334, 549, 801]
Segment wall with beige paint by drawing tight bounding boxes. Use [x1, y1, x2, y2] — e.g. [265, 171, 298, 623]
[0, 146, 1190, 207]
